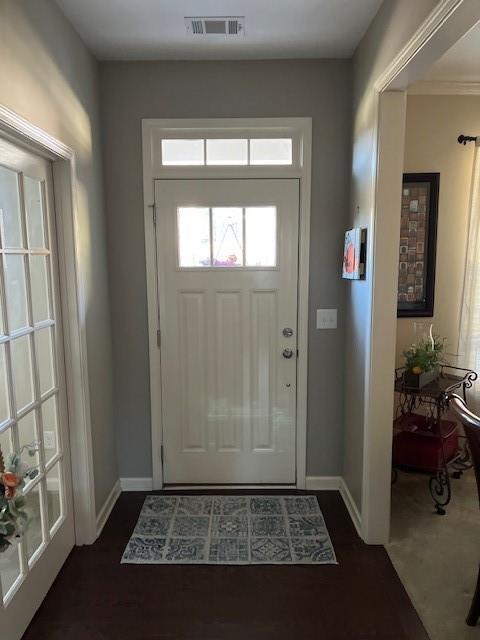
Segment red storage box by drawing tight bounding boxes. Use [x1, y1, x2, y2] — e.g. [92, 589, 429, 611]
[392, 413, 459, 472]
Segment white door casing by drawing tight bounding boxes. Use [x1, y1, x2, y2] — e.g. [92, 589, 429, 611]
[156, 179, 299, 484]
[143, 118, 312, 490]
[0, 138, 74, 639]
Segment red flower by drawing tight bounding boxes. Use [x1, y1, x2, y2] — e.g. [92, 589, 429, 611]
[2, 472, 21, 488]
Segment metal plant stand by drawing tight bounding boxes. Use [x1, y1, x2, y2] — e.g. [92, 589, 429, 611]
[393, 365, 477, 514]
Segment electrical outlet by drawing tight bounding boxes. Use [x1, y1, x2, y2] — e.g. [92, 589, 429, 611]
[316, 309, 337, 330]
[44, 430, 56, 450]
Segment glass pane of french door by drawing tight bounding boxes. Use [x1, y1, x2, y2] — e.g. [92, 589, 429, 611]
[0, 162, 65, 604]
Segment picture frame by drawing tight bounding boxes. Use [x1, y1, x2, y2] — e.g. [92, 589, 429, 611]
[342, 227, 367, 280]
[397, 173, 439, 318]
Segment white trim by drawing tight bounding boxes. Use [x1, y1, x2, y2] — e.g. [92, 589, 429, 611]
[374, 0, 472, 92]
[96, 480, 121, 538]
[305, 476, 342, 491]
[408, 81, 480, 95]
[121, 477, 341, 492]
[0, 104, 97, 545]
[142, 117, 312, 491]
[339, 478, 362, 539]
[117, 474, 362, 538]
[306, 477, 362, 538]
[163, 484, 296, 490]
[0, 105, 73, 159]
[295, 121, 312, 490]
[357, 0, 480, 544]
[120, 477, 154, 491]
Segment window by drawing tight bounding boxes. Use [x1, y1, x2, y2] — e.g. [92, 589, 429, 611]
[161, 139, 204, 165]
[161, 138, 293, 167]
[177, 206, 277, 268]
[177, 207, 210, 267]
[206, 139, 248, 165]
[249, 139, 292, 165]
[245, 207, 276, 266]
[212, 207, 244, 266]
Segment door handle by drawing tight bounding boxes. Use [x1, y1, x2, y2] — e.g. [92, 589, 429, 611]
[282, 348, 294, 359]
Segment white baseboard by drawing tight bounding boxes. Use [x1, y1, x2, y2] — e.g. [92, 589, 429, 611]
[164, 484, 295, 490]
[120, 477, 153, 491]
[120, 477, 340, 491]
[117, 474, 364, 540]
[305, 476, 342, 490]
[96, 479, 121, 538]
[339, 478, 362, 539]
[306, 475, 363, 539]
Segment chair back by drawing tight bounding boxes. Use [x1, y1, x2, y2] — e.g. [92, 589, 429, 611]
[448, 393, 480, 508]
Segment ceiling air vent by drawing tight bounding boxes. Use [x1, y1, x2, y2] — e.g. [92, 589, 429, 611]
[185, 17, 245, 37]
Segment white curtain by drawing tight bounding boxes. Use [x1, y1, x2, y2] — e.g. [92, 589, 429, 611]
[459, 140, 480, 408]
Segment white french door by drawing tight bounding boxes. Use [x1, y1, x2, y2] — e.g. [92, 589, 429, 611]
[0, 138, 74, 639]
[155, 178, 299, 484]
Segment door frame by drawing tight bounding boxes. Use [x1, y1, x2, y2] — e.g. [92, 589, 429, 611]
[359, 0, 480, 543]
[0, 104, 97, 545]
[142, 118, 312, 490]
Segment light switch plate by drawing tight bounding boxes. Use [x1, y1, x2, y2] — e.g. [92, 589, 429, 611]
[44, 430, 56, 450]
[316, 309, 337, 329]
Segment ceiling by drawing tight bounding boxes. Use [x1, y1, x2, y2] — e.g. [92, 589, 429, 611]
[420, 19, 480, 83]
[55, 0, 383, 61]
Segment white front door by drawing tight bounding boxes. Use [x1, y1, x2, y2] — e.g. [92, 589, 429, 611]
[155, 178, 299, 484]
[0, 139, 74, 639]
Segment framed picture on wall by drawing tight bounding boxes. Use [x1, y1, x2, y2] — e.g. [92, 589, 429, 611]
[342, 227, 367, 280]
[397, 173, 440, 317]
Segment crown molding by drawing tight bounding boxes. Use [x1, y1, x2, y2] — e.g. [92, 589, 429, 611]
[374, 0, 469, 92]
[0, 104, 73, 160]
[408, 80, 480, 95]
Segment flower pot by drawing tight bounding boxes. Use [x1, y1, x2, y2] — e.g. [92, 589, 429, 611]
[403, 368, 438, 389]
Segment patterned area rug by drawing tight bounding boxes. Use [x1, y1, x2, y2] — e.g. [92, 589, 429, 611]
[121, 495, 337, 565]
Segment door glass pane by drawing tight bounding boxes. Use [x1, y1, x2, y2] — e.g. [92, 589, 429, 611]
[206, 139, 248, 165]
[4, 254, 29, 331]
[0, 277, 4, 337]
[46, 462, 62, 532]
[0, 344, 10, 424]
[18, 411, 40, 473]
[11, 335, 34, 412]
[30, 255, 51, 323]
[0, 428, 18, 593]
[245, 207, 277, 266]
[0, 165, 23, 248]
[249, 138, 292, 165]
[212, 208, 243, 267]
[177, 207, 211, 267]
[0, 541, 22, 601]
[41, 395, 58, 465]
[0, 425, 13, 466]
[36, 327, 55, 396]
[162, 139, 204, 166]
[24, 176, 46, 248]
[24, 485, 44, 564]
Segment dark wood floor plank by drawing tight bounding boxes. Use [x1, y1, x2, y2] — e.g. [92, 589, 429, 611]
[22, 491, 429, 640]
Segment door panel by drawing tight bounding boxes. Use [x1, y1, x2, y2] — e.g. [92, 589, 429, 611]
[0, 138, 74, 640]
[251, 289, 277, 451]
[215, 290, 242, 452]
[155, 179, 299, 484]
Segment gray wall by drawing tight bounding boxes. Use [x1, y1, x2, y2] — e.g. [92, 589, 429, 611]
[99, 60, 352, 479]
[0, 0, 118, 512]
[345, 0, 441, 512]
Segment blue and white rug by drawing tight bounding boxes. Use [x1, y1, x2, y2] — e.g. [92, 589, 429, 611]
[121, 495, 337, 565]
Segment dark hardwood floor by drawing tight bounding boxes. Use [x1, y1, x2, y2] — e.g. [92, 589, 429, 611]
[23, 490, 429, 640]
